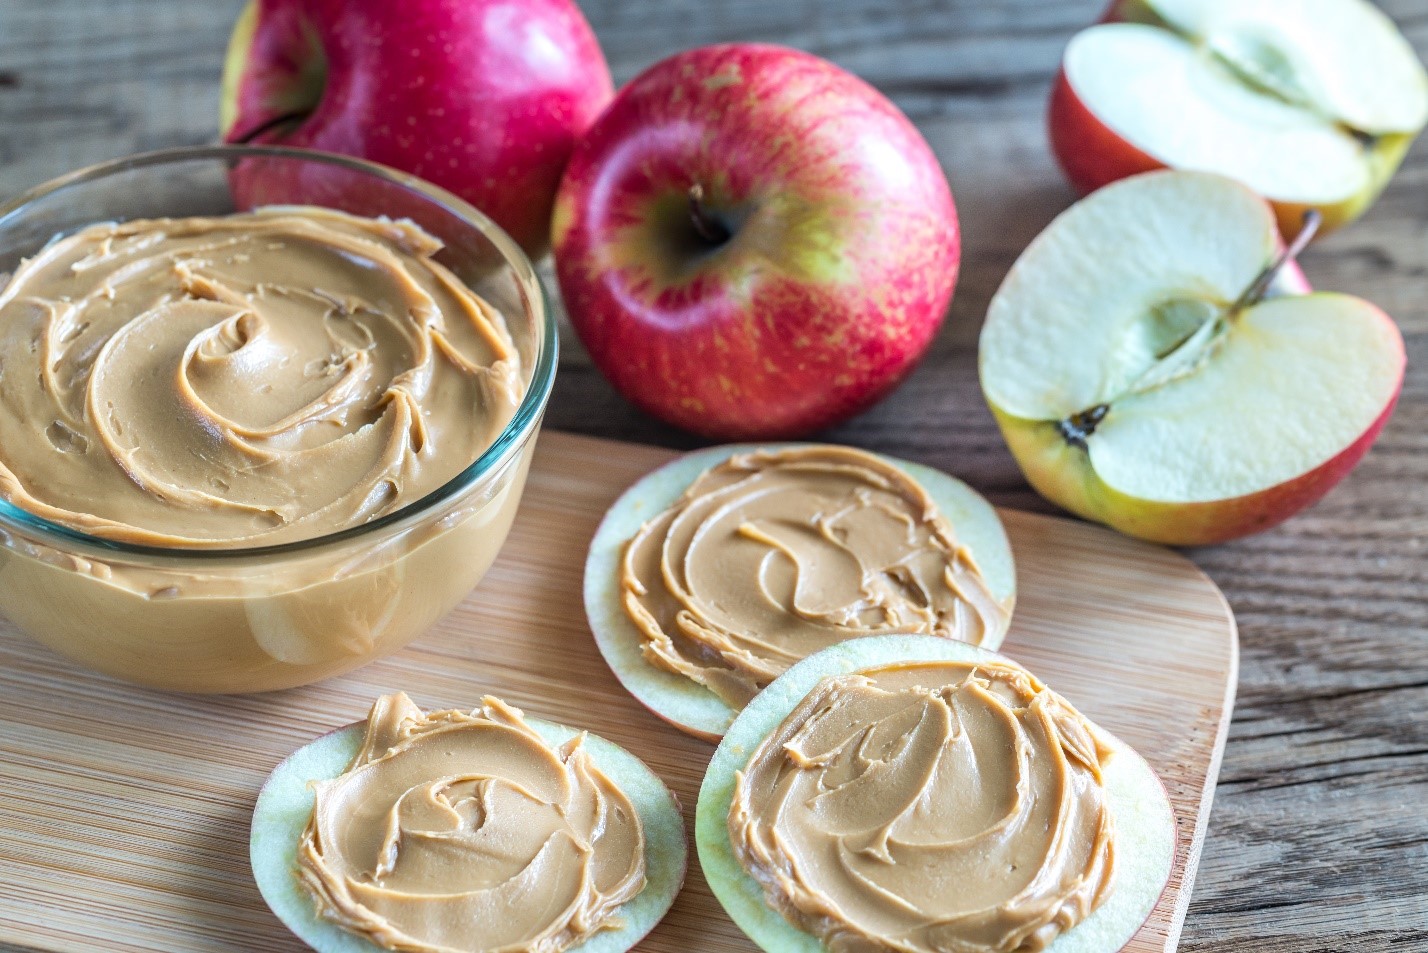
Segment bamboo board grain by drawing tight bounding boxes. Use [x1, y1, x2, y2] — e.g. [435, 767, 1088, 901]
[0, 430, 1237, 953]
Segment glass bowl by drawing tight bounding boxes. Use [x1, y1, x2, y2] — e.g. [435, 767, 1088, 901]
[0, 146, 556, 693]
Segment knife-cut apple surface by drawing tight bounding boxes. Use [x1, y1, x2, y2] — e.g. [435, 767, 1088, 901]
[980, 170, 1404, 545]
[1051, 0, 1428, 235]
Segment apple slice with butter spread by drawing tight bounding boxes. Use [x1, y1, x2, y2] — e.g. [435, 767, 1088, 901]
[250, 695, 686, 953]
[1051, 0, 1428, 236]
[585, 444, 1015, 741]
[697, 635, 1177, 953]
[980, 170, 1404, 546]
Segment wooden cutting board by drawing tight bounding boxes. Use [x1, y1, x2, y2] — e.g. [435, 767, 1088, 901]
[0, 430, 1237, 953]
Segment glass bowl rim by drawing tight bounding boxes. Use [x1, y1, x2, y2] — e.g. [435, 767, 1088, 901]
[0, 144, 557, 564]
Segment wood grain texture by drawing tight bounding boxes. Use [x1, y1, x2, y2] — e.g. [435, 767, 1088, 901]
[0, 431, 1234, 953]
[1, 1, 1427, 949]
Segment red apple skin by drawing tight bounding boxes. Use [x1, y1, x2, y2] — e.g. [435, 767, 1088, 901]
[222, 0, 613, 256]
[552, 43, 959, 440]
[1047, 0, 1164, 198]
[1048, 68, 1165, 199]
[1276, 260, 1312, 296]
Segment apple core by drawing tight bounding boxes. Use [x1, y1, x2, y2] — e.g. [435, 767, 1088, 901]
[1052, 208, 1322, 450]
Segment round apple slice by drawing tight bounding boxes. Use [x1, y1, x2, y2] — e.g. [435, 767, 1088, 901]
[696, 634, 1178, 953]
[981, 169, 1404, 545]
[250, 717, 686, 953]
[585, 444, 1015, 742]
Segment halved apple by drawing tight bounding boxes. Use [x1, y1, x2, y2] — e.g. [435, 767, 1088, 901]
[1051, 0, 1428, 235]
[980, 170, 1404, 546]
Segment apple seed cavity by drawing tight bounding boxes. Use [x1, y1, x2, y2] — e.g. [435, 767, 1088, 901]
[1056, 208, 1323, 449]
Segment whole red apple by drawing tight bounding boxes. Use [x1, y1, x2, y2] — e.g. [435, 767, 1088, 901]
[552, 43, 959, 439]
[220, 0, 613, 256]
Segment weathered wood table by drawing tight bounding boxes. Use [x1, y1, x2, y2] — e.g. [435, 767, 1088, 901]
[2, 1, 1426, 950]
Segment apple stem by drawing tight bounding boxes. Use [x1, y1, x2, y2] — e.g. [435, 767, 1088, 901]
[1231, 209, 1322, 313]
[687, 184, 732, 246]
[1057, 403, 1109, 450]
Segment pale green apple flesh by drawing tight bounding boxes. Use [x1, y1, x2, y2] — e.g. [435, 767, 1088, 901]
[1066, 0, 1428, 230]
[981, 170, 1404, 545]
[584, 445, 1016, 741]
[250, 718, 686, 953]
[696, 635, 1178, 953]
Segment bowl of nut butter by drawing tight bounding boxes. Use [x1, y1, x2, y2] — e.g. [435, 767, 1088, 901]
[0, 145, 556, 692]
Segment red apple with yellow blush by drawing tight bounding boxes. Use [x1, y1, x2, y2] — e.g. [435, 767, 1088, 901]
[552, 44, 960, 440]
[220, 0, 613, 256]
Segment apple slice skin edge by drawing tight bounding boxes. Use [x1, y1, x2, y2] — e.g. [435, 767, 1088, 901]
[1050, 65, 1417, 239]
[583, 444, 1017, 741]
[1048, 67, 1164, 199]
[695, 634, 1180, 953]
[993, 389, 1400, 547]
[250, 719, 688, 953]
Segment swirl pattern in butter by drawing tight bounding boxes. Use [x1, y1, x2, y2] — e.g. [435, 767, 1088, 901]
[300, 693, 646, 953]
[621, 446, 1011, 707]
[729, 660, 1117, 953]
[0, 208, 522, 547]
